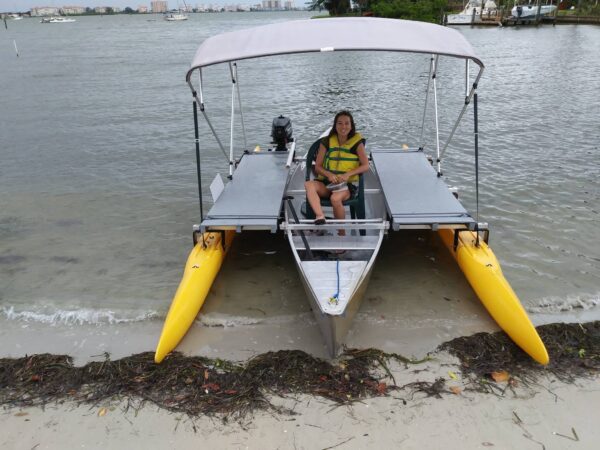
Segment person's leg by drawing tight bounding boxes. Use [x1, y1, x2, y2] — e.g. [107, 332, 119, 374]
[305, 180, 330, 221]
[329, 190, 351, 236]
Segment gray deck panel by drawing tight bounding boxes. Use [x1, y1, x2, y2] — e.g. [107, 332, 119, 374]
[371, 149, 475, 228]
[202, 152, 289, 230]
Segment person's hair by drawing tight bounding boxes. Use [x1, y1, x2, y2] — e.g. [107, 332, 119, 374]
[329, 110, 356, 139]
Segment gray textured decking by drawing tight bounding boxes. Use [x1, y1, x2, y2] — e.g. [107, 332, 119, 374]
[371, 149, 475, 231]
[201, 152, 289, 232]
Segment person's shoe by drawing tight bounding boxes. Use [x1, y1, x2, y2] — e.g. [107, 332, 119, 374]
[314, 217, 326, 225]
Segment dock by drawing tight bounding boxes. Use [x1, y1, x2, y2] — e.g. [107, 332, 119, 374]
[444, 8, 600, 27]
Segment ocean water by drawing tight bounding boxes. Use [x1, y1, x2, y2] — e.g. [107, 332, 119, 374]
[1, 13, 599, 334]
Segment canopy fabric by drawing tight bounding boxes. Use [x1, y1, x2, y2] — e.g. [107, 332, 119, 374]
[187, 17, 483, 77]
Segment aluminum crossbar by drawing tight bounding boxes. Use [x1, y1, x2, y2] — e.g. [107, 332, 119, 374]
[282, 221, 389, 231]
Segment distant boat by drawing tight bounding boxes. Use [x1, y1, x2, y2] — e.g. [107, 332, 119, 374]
[447, 0, 498, 25]
[164, 0, 189, 21]
[9, 14, 24, 20]
[511, 3, 557, 19]
[40, 17, 76, 23]
[164, 12, 188, 21]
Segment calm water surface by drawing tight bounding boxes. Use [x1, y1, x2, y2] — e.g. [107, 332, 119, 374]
[1, 13, 599, 326]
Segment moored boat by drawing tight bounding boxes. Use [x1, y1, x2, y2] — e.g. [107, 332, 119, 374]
[154, 17, 549, 365]
[511, 3, 557, 19]
[447, 0, 498, 25]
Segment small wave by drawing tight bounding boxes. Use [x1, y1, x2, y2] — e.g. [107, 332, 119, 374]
[197, 313, 264, 328]
[527, 293, 600, 314]
[0, 306, 159, 325]
[196, 312, 313, 328]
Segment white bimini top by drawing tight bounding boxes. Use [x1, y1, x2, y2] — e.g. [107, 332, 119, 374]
[187, 17, 483, 78]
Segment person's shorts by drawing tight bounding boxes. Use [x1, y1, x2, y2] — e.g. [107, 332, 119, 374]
[314, 179, 357, 199]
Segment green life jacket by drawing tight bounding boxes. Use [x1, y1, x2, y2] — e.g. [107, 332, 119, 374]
[317, 132, 364, 183]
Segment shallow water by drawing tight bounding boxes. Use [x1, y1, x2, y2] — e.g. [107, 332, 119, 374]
[1, 14, 599, 345]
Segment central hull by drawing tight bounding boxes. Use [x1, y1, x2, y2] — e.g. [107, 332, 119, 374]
[297, 260, 375, 358]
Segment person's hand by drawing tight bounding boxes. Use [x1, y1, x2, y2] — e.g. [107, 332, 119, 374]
[338, 173, 349, 182]
[328, 173, 338, 183]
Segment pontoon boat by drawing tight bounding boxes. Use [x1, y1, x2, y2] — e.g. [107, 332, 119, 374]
[154, 18, 549, 366]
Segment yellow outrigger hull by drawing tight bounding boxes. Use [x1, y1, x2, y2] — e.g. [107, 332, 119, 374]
[154, 231, 235, 363]
[439, 229, 549, 365]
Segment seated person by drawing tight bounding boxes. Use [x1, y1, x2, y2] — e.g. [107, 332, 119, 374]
[304, 110, 369, 232]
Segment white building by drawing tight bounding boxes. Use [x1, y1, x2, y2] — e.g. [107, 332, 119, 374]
[262, 0, 283, 10]
[30, 6, 61, 16]
[95, 7, 107, 13]
[138, 5, 149, 13]
[61, 6, 85, 15]
[151, 1, 169, 13]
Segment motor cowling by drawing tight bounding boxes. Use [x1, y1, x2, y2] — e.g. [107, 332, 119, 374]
[271, 115, 293, 151]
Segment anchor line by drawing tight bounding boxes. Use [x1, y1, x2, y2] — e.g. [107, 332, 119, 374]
[330, 259, 340, 305]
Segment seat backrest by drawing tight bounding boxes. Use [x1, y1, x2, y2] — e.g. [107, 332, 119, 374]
[305, 138, 323, 181]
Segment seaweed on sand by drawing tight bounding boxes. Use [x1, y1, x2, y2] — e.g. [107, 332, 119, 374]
[440, 321, 600, 390]
[2, 321, 598, 417]
[0, 349, 425, 418]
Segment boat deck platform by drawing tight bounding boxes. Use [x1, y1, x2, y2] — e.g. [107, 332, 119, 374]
[200, 152, 289, 233]
[371, 149, 476, 231]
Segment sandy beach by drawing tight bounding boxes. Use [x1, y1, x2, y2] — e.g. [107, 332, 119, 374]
[2, 350, 598, 450]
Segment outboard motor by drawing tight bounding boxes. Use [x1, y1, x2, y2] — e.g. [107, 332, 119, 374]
[271, 115, 293, 151]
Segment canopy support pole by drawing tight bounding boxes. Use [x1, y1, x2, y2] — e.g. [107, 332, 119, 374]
[188, 70, 229, 161]
[432, 55, 442, 176]
[419, 55, 434, 150]
[229, 65, 236, 178]
[193, 99, 204, 222]
[474, 89, 480, 246]
[439, 66, 484, 161]
[465, 60, 470, 98]
[232, 62, 248, 152]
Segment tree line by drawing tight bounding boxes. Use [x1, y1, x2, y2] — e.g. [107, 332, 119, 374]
[309, 0, 449, 23]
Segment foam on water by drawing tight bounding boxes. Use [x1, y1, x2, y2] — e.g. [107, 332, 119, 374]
[198, 313, 264, 328]
[1, 305, 159, 326]
[527, 293, 600, 314]
[197, 312, 313, 328]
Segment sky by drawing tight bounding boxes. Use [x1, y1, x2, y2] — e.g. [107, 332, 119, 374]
[0, 1, 262, 11]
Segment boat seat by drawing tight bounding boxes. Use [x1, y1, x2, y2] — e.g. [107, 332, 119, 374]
[371, 149, 476, 231]
[303, 138, 366, 235]
[291, 234, 380, 251]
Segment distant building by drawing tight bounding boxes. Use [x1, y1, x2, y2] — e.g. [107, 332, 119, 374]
[61, 6, 85, 15]
[30, 6, 60, 16]
[112, 7, 121, 13]
[138, 5, 149, 13]
[95, 7, 107, 13]
[151, 1, 168, 13]
[284, 1, 293, 9]
[262, 0, 284, 10]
